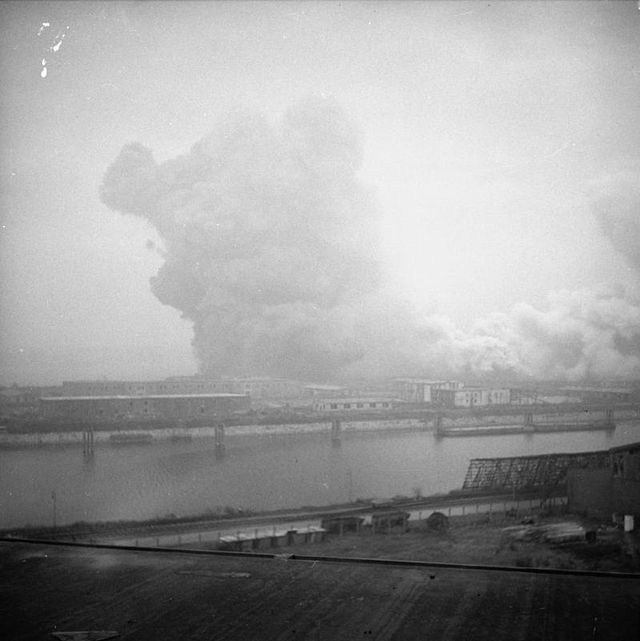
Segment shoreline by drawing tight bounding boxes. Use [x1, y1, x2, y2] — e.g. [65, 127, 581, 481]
[0, 418, 425, 449]
[0, 488, 555, 541]
[2, 409, 638, 449]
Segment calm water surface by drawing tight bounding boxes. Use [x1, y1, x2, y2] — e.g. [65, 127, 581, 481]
[1, 422, 638, 528]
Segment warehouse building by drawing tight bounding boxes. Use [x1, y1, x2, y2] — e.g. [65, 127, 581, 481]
[559, 387, 635, 404]
[61, 378, 236, 397]
[313, 398, 395, 412]
[228, 378, 304, 399]
[60, 377, 305, 400]
[392, 379, 463, 404]
[40, 393, 250, 422]
[567, 441, 640, 526]
[432, 387, 511, 408]
[303, 384, 350, 398]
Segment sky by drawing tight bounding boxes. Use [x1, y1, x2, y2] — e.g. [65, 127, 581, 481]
[1, 1, 639, 386]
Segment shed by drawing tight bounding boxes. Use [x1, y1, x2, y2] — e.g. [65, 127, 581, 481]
[320, 515, 365, 535]
[371, 511, 410, 534]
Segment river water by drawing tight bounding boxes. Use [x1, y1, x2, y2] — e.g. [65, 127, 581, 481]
[1, 421, 638, 529]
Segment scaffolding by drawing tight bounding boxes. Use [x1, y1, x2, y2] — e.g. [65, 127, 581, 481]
[462, 449, 610, 496]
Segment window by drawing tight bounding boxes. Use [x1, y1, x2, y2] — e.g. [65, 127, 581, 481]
[330, 403, 338, 409]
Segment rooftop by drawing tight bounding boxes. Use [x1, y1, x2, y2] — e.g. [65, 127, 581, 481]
[40, 394, 248, 401]
[2, 540, 638, 640]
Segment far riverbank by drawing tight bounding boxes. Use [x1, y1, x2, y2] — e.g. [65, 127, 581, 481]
[2, 407, 639, 449]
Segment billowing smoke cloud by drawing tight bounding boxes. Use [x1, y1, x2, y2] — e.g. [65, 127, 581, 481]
[101, 99, 640, 383]
[101, 98, 439, 380]
[458, 287, 640, 381]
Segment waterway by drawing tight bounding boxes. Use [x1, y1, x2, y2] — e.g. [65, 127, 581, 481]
[1, 421, 638, 529]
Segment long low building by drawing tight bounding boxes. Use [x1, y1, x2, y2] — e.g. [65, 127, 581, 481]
[313, 398, 395, 412]
[40, 393, 250, 422]
[433, 387, 511, 408]
[392, 379, 463, 404]
[60, 377, 305, 400]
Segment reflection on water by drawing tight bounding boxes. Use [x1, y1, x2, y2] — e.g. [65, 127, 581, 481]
[0, 423, 635, 529]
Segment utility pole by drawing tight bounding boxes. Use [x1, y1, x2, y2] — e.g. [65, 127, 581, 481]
[51, 490, 57, 528]
[347, 469, 353, 503]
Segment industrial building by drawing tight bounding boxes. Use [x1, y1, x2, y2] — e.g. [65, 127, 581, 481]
[312, 398, 395, 412]
[229, 377, 304, 399]
[60, 377, 304, 400]
[40, 393, 250, 422]
[303, 384, 350, 398]
[567, 441, 640, 522]
[392, 379, 463, 404]
[60, 378, 235, 397]
[432, 386, 511, 408]
[559, 386, 635, 404]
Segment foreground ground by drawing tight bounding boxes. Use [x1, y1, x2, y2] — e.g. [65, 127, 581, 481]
[2, 537, 639, 641]
[280, 513, 640, 573]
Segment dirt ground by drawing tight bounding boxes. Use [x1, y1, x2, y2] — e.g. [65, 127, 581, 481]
[279, 513, 640, 573]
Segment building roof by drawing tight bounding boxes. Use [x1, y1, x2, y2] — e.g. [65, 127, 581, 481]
[3, 541, 639, 641]
[41, 394, 248, 401]
[608, 440, 640, 454]
[315, 397, 394, 403]
[304, 384, 348, 390]
[560, 386, 633, 394]
[393, 378, 460, 384]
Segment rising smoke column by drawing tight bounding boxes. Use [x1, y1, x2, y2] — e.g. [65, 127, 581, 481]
[449, 168, 640, 383]
[101, 98, 434, 381]
[458, 287, 640, 382]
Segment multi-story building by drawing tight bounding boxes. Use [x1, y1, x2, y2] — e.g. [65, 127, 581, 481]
[313, 398, 395, 412]
[392, 379, 463, 404]
[433, 387, 511, 408]
[0, 385, 61, 418]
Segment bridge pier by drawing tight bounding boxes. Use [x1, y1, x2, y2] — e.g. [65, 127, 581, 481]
[523, 412, 534, 432]
[331, 419, 342, 444]
[82, 427, 94, 458]
[215, 424, 226, 457]
[433, 413, 443, 437]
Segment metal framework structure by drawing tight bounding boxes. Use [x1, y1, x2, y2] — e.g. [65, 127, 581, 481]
[462, 450, 610, 495]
